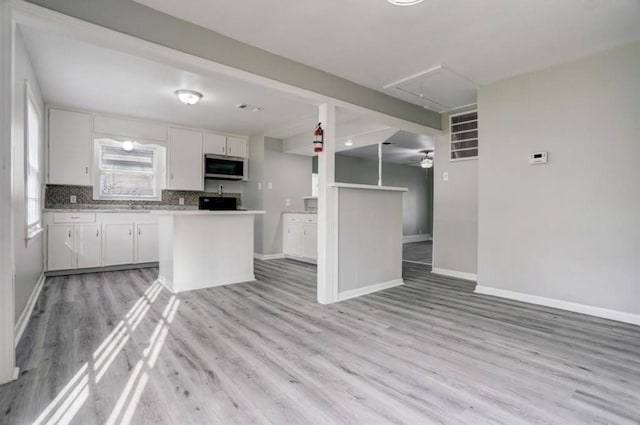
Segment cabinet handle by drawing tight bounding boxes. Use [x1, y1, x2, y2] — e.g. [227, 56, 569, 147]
[85, 166, 88, 174]
[129, 229, 132, 236]
[68, 230, 71, 238]
[138, 228, 141, 236]
[96, 230, 99, 237]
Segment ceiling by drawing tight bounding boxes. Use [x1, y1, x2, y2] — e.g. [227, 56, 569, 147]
[19, 26, 318, 135]
[338, 131, 434, 166]
[133, 0, 640, 111]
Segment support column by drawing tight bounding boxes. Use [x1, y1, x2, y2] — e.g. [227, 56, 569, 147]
[0, 0, 17, 384]
[317, 103, 337, 304]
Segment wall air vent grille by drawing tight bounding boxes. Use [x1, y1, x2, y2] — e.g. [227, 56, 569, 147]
[449, 110, 478, 160]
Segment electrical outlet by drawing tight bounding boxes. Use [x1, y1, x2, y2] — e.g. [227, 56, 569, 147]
[179, 197, 185, 206]
[267, 182, 273, 190]
[70, 195, 77, 204]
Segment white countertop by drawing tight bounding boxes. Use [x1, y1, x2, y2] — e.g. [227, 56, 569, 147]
[330, 183, 408, 192]
[150, 210, 265, 215]
[282, 211, 317, 215]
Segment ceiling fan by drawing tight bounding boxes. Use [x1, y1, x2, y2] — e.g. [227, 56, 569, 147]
[404, 150, 434, 168]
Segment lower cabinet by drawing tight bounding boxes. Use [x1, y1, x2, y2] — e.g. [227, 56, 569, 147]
[47, 224, 75, 271]
[136, 223, 159, 263]
[45, 213, 160, 272]
[283, 213, 318, 263]
[103, 223, 135, 266]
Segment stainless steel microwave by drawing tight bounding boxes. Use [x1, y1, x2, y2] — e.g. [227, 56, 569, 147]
[204, 155, 248, 181]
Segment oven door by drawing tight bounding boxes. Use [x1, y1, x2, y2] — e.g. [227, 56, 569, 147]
[204, 155, 245, 180]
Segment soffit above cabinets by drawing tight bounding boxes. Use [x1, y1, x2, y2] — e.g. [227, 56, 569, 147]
[383, 65, 478, 113]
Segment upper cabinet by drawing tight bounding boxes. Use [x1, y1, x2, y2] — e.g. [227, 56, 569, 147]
[204, 132, 248, 159]
[168, 127, 203, 191]
[48, 108, 92, 185]
[226, 136, 248, 159]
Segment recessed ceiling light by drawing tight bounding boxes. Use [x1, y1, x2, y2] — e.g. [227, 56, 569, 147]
[345, 139, 353, 146]
[387, 0, 425, 6]
[175, 89, 203, 105]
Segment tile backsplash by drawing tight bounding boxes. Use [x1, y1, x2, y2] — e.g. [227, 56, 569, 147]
[45, 185, 241, 209]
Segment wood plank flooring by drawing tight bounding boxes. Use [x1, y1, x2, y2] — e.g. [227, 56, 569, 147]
[403, 241, 433, 265]
[1, 259, 639, 424]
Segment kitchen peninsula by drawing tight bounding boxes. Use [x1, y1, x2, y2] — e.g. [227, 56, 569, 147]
[152, 210, 265, 293]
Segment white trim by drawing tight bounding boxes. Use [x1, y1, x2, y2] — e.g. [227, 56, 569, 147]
[338, 279, 404, 302]
[431, 267, 477, 281]
[403, 259, 432, 266]
[402, 234, 432, 243]
[474, 285, 640, 326]
[14, 273, 45, 347]
[330, 183, 408, 192]
[254, 253, 285, 261]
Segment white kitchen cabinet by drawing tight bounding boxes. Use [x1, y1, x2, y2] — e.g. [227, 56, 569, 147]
[48, 108, 92, 185]
[168, 127, 203, 191]
[226, 136, 248, 159]
[136, 223, 159, 263]
[103, 223, 134, 266]
[204, 132, 227, 156]
[284, 222, 304, 258]
[47, 225, 75, 271]
[283, 213, 317, 263]
[76, 224, 102, 269]
[302, 224, 318, 259]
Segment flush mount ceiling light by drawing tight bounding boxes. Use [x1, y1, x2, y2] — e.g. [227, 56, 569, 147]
[235, 103, 264, 112]
[175, 89, 203, 105]
[122, 140, 134, 151]
[387, 0, 425, 6]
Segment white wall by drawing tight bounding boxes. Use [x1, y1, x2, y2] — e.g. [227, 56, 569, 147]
[432, 109, 478, 276]
[477, 42, 640, 316]
[13, 28, 44, 323]
[245, 136, 312, 255]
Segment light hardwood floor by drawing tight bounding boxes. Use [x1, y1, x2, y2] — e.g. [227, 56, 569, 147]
[1, 260, 639, 424]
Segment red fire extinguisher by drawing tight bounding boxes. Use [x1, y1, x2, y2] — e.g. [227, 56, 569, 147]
[313, 123, 324, 153]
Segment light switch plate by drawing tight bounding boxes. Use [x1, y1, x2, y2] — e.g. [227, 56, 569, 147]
[179, 197, 185, 205]
[70, 195, 77, 204]
[285, 199, 291, 207]
[267, 182, 273, 190]
[443, 172, 449, 181]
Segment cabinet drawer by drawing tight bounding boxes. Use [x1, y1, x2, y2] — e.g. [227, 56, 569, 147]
[285, 213, 317, 224]
[53, 213, 96, 223]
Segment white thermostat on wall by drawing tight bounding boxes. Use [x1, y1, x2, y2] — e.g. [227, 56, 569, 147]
[529, 152, 548, 165]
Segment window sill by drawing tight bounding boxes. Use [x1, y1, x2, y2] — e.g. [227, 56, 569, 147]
[26, 226, 43, 247]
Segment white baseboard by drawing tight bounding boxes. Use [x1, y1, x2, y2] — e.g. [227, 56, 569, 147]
[338, 279, 404, 302]
[431, 267, 477, 282]
[254, 253, 285, 260]
[475, 285, 640, 326]
[14, 273, 45, 347]
[403, 234, 432, 243]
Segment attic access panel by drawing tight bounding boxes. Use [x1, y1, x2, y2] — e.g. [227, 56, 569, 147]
[383, 65, 477, 113]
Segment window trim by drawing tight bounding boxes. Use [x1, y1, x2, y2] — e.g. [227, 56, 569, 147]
[24, 81, 43, 244]
[92, 135, 166, 201]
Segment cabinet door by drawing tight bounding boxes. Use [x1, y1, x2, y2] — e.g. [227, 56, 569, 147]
[284, 222, 304, 257]
[302, 224, 317, 260]
[204, 133, 226, 156]
[226, 136, 248, 159]
[48, 225, 75, 271]
[77, 224, 102, 269]
[103, 224, 134, 266]
[168, 127, 203, 191]
[136, 223, 159, 263]
[48, 109, 91, 185]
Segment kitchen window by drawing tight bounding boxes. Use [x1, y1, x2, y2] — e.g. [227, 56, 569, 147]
[25, 83, 42, 240]
[93, 137, 166, 201]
